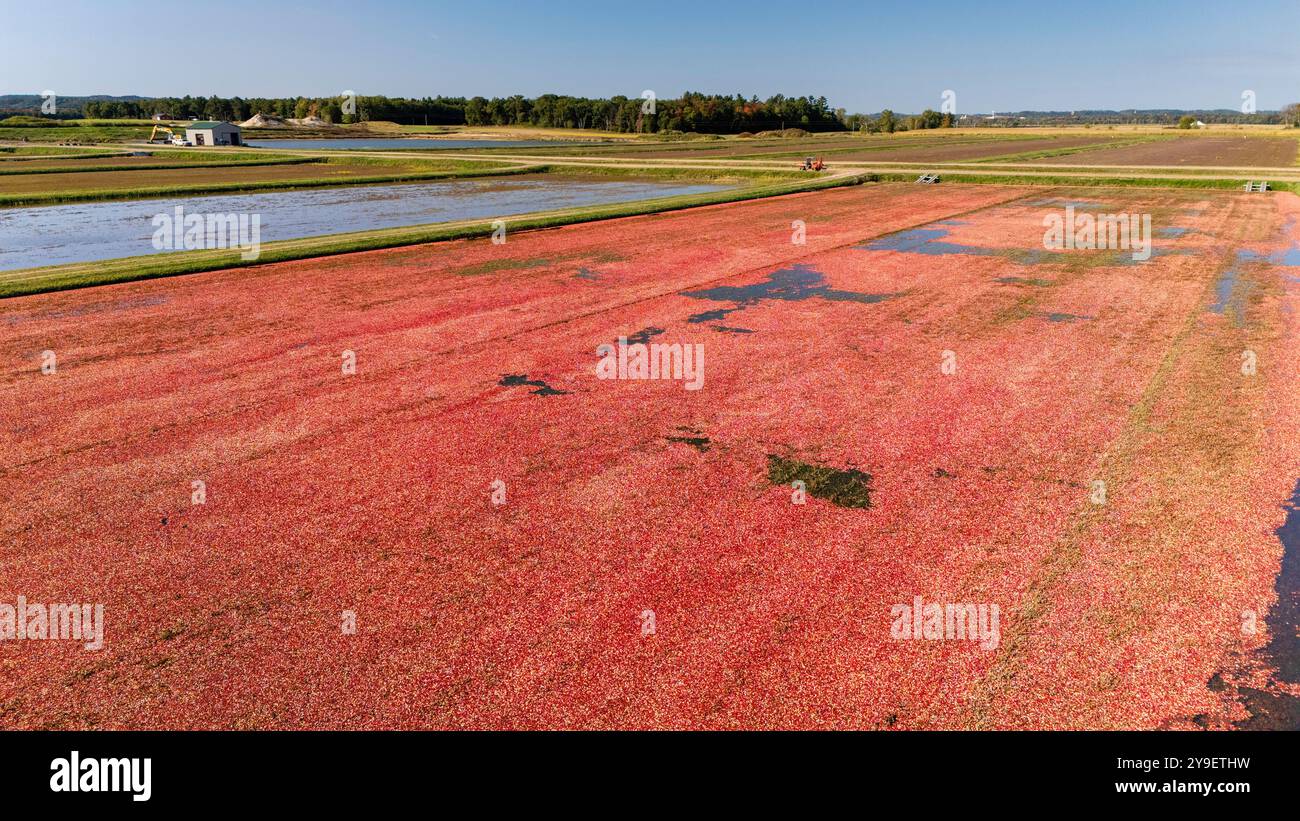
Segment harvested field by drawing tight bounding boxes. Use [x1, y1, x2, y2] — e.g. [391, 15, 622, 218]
[2, 183, 1299, 730]
[806, 135, 1120, 163]
[496, 134, 1101, 162]
[1034, 136, 1300, 167]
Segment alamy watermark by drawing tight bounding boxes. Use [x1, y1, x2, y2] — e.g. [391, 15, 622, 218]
[596, 337, 704, 390]
[890, 595, 1000, 650]
[1043, 205, 1151, 262]
[152, 206, 261, 260]
[50, 751, 150, 802]
[1, 596, 104, 650]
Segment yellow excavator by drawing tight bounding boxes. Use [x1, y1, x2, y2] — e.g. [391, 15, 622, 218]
[148, 124, 189, 146]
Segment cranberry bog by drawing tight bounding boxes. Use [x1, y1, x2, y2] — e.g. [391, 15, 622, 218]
[4, 182, 1300, 729]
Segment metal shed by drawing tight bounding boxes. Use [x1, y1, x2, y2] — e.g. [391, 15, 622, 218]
[184, 121, 242, 146]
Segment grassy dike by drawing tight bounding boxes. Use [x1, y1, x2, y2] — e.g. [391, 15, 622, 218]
[0, 169, 862, 299]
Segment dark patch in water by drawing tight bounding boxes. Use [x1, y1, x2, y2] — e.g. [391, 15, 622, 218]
[1210, 251, 1261, 326]
[666, 435, 711, 452]
[766, 454, 872, 509]
[1042, 312, 1092, 323]
[711, 325, 754, 334]
[624, 327, 664, 345]
[686, 308, 737, 324]
[683, 264, 899, 323]
[1156, 226, 1194, 238]
[498, 374, 569, 396]
[933, 468, 955, 479]
[1235, 478, 1300, 729]
[996, 276, 1053, 287]
[574, 267, 602, 281]
[1241, 246, 1300, 268]
[859, 222, 1108, 266]
[859, 227, 998, 257]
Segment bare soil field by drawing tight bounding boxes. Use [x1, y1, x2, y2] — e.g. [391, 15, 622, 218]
[514, 134, 1082, 161]
[3, 183, 1298, 729]
[808, 135, 1120, 163]
[1035, 136, 1300, 167]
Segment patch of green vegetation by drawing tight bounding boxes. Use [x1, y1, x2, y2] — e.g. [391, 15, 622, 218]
[766, 454, 873, 508]
[456, 248, 626, 277]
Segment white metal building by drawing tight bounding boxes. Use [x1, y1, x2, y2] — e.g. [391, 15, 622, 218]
[184, 121, 242, 146]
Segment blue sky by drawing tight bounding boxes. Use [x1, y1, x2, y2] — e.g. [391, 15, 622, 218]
[4, 0, 1297, 112]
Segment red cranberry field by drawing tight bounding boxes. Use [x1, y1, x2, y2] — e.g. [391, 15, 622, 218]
[3, 182, 1299, 729]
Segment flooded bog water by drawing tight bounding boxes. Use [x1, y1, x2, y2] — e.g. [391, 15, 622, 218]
[0, 176, 729, 271]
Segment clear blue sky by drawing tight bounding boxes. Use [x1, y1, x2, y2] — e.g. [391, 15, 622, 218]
[4, 0, 1297, 112]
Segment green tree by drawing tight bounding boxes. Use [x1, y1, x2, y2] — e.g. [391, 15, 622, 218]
[878, 109, 896, 134]
[319, 101, 343, 123]
[1177, 114, 1197, 129]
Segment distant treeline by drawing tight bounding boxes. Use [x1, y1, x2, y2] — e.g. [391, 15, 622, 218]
[78, 95, 469, 125]
[3, 93, 1297, 131]
[465, 93, 844, 133]
[64, 92, 846, 133]
[940, 109, 1297, 127]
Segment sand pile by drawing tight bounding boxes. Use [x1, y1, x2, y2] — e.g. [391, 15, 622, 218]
[287, 116, 336, 128]
[240, 113, 286, 128]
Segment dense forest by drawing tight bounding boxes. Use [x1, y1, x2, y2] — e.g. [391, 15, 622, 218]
[69, 92, 846, 133]
[464, 92, 844, 133]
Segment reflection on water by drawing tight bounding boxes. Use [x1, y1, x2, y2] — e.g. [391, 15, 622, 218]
[0, 177, 728, 271]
